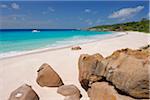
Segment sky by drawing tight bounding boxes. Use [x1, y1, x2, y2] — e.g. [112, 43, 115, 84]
[0, 1, 149, 29]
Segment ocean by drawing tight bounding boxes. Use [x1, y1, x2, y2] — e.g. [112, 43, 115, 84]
[0, 29, 118, 58]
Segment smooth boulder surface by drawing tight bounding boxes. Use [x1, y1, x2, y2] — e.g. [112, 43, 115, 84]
[78, 53, 104, 91]
[57, 84, 81, 100]
[89, 82, 117, 100]
[88, 82, 136, 100]
[95, 49, 150, 99]
[36, 63, 64, 87]
[8, 84, 39, 100]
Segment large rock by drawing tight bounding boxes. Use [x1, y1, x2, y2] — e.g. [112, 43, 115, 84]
[36, 63, 64, 87]
[57, 84, 81, 100]
[8, 84, 39, 100]
[78, 53, 104, 91]
[88, 82, 135, 100]
[89, 82, 117, 100]
[95, 49, 150, 99]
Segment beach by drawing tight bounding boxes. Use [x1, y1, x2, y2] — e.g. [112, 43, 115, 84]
[0, 31, 149, 100]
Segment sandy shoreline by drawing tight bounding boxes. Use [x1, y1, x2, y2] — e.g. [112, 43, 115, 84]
[0, 31, 149, 100]
[0, 31, 125, 60]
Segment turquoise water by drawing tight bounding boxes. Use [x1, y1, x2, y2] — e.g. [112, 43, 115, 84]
[0, 30, 113, 58]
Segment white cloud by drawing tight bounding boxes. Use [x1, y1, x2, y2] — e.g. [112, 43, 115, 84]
[109, 6, 144, 20]
[0, 3, 20, 10]
[42, 7, 55, 15]
[84, 9, 98, 15]
[0, 4, 8, 8]
[48, 7, 55, 12]
[84, 9, 91, 13]
[11, 3, 20, 10]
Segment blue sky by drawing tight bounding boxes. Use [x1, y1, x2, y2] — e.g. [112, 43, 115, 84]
[0, 1, 149, 29]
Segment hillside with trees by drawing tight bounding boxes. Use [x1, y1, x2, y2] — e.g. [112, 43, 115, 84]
[88, 18, 149, 33]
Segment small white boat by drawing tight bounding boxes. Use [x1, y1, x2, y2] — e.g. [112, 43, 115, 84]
[32, 29, 40, 33]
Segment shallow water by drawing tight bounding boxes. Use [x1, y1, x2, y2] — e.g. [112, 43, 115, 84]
[0, 29, 114, 58]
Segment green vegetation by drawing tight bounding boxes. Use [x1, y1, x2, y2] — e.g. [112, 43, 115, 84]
[88, 18, 149, 33]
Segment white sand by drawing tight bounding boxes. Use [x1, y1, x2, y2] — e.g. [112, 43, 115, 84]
[0, 31, 149, 100]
